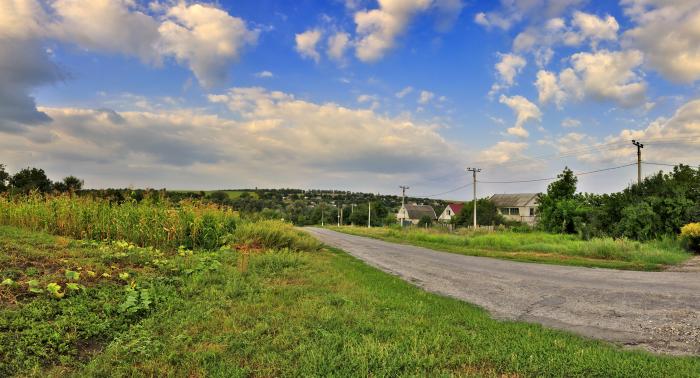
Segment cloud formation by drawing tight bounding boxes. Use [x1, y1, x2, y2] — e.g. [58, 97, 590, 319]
[499, 95, 542, 138]
[158, 3, 259, 88]
[535, 50, 647, 108]
[622, 0, 700, 83]
[490, 53, 526, 95]
[295, 29, 322, 62]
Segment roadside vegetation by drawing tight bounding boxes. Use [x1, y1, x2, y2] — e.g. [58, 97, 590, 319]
[2, 224, 700, 377]
[330, 226, 692, 270]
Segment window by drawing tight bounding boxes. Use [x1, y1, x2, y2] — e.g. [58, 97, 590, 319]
[500, 208, 519, 215]
[529, 208, 535, 216]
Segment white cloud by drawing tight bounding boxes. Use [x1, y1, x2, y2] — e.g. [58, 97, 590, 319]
[1, 87, 466, 189]
[295, 29, 323, 62]
[535, 50, 647, 108]
[0, 0, 259, 91]
[498, 95, 542, 138]
[418, 90, 435, 104]
[568, 11, 619, 48]
[622, 0, 700, 83]
[327, 31, 351, 61]
[395, 86, 414, 98]
[534, 70, 567, 107]
[490, 53, 526, 95]
[157, 3, 259, 88]
[547, 99, 700, 166]
[561, 118, 581, 128]
[49, 0, 162, 64]
[353, 0, 433, 62]
[474, 0, 585, 31]
[255, 71, 274, 78]
[477, 141, 529, 165]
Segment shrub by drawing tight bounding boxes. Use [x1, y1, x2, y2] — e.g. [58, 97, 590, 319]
[680, 223, 700, 253]
[231, 220, 321, 252]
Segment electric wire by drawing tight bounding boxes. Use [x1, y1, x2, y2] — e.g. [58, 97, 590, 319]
[476, 162, 638, 184]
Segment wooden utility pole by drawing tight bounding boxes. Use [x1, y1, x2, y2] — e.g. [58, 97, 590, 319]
[467, 168, 481, 229]
[632, 140, 644, 185]
[399, 185, 409, 206]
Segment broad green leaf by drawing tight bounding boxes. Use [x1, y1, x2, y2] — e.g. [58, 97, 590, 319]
[46, 282, 64, 298]
[65, 270, 80, 281]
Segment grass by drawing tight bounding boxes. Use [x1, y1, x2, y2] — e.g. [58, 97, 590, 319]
[1, 226, 700, 377]
[328, 226, 693, 271]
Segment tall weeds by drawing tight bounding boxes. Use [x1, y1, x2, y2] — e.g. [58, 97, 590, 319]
[0, 193, 237, 250]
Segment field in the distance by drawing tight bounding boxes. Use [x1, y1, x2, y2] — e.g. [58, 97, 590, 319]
[2, 226, 700, 377]
[329, 226, 692, 271]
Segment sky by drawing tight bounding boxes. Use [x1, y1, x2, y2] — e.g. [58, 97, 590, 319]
[1, 0, 700, 200]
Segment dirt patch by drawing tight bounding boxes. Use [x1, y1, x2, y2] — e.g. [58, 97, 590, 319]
[666, 256, 700, 272]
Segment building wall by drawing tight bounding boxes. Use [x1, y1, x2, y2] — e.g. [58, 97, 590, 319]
[497, 206, 537, 225]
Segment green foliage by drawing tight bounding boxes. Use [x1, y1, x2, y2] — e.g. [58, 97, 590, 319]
[452, 199, 506, 227]
[680, 223, 700, 253]
[52, 176, 84, 193]
[2, 224, 699, 376]
[334, 226, 691, 270]
[9, 167, 53, 194]
[230, 220, 321, 252]
[0, 164, 9, 192]
[118, 287, 152, 315]
[417, 215, 433, 227]
[0, 194, 238, 251]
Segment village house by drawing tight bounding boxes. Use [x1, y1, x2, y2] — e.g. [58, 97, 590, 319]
[396, 203, 437, 225]
[490, 193, 539, 225]
[438, 203, 463, 223]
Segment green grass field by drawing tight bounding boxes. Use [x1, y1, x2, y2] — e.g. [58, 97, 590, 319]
[2, 225, 700, 377]
[329, 226, 692, 271]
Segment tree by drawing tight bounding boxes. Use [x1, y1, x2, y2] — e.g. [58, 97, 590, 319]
[54, 175, 84, 192]
[10, 167, 52, 193]
[537, 167, 583, 234]
[417, 215, 433, 227]
[452, 199, 505, 227]
[209, 191, 229, 204]
[0, 164, 9, 192]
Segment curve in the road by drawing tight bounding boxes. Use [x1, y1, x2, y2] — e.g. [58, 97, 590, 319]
[305, 227, 700, 356]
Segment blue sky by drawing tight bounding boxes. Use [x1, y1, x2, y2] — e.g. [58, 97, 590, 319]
[2, 0, 700, 199]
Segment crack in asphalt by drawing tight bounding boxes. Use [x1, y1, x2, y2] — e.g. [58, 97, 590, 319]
[304, 227, 700, 355]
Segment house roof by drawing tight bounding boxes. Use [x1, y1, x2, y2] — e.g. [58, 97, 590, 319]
[447, 203, 463, 214]
[403, 204, 437, 219]
[490, 193, 539, 207]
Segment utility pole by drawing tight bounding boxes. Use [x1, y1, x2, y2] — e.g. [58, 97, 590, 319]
[337, 203, 340, 226]
[351, 204, 356, 226]
[467, 167, 481, 229]
[368, 201, 371, 228]
[399, 185, 409, 227]
[321, 203, 324, 226]
[399, 185, 409, 206]
[632, 139, 644, 185]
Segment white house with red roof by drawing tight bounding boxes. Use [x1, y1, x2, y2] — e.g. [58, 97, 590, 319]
[438, 203, 464, 223]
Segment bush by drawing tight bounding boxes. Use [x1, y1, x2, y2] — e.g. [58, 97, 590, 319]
[680, 223, 700, 253]
[231, 220, 321, 252]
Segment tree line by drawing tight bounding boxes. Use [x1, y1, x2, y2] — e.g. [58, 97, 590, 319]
[0, 165, 83, 194]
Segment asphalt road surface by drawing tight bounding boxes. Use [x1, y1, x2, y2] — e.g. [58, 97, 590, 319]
[305, 227, 700, 355]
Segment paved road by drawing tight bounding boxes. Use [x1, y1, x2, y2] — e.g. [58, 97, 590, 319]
[305, 227, 700, 355]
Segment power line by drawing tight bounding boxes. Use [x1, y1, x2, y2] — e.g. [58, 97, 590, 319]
[476, 162, 638, 184]
[415, 182, 472, 199]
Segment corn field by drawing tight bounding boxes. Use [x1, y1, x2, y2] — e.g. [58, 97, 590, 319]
[0, 193, 237, 250]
